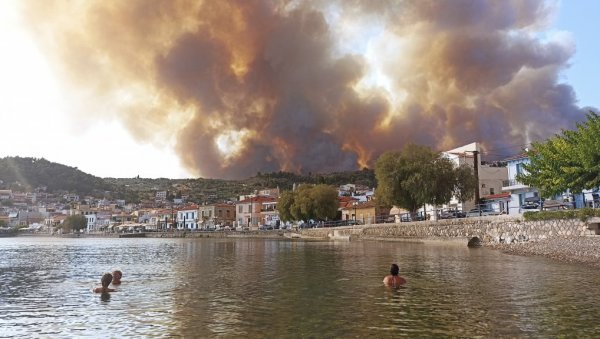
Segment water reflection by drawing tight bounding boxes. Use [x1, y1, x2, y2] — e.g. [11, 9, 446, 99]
[100, 292, 111, 302]
[1, 237, 600, 337]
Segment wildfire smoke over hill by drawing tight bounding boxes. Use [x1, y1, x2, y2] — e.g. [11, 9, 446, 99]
[22, 0, 586, 178]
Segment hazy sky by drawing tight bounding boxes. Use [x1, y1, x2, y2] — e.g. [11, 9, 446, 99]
[0, 1, 597, 179]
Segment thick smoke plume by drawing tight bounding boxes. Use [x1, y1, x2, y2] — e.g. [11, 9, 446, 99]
[22, 0, 586, 178]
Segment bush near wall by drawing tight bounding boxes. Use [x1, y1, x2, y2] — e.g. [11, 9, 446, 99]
[523, 208, 600, 222]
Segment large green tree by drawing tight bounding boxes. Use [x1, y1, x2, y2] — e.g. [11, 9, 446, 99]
[277, 184, 338, 222]
[454, 164, 478, 203]
[277, 190, 295, 222]
[61, 215, 88, 233]
[375, 144, 476, 212]
[309, 184, 339, 220]
[519, 111, 600, 197]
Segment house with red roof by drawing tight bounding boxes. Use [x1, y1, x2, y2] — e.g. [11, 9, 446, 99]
[236, 196, 277, 230]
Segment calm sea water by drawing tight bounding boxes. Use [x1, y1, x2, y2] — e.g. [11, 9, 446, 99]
[1, 236, 599, 338]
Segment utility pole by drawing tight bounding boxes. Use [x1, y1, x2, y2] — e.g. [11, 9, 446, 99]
[473, 150, 480, 211]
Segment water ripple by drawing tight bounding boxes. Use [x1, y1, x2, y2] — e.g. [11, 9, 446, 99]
[1, 237, 600, 337]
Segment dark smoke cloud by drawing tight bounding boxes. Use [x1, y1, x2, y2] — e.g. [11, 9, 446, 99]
[21, 0, 588, 178]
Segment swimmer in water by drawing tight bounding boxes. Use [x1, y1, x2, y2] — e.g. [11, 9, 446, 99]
[383, 264, 406, 288]
[93, 273, 116, 293]
[112, 270, 122, 285]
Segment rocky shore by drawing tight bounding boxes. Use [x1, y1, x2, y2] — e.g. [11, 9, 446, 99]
[487, 236, 600, 267]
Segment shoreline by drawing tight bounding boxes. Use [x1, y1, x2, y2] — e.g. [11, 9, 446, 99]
[11, 230, 600, 268]
[486, 236, 600, 268]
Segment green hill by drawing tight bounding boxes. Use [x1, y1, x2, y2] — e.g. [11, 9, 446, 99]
[106, 169, 376, 202]
[0, 157, 377, 202]
[0, 156, 112, 195]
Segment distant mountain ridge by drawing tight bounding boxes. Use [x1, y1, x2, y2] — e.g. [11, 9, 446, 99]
[0, 157, 376, 202]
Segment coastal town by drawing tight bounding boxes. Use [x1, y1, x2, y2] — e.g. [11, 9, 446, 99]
[3, 142, 599, 236]
[4, 0, 600, 336]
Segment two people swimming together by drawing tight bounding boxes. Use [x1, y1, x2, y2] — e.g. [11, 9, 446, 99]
[93, 270, 122, 293]
[383, 263, 406, 288]
[94, 266, 403, 292]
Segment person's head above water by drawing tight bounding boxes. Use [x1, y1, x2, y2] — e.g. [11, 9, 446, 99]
[101, 273, 113, 288]
[112, 270, 122, 284]
[390, 264, 399, 276]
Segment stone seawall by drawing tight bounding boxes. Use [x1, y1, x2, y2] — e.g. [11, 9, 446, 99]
[299, 216, 596, 244]
[144, 230, 285, 239]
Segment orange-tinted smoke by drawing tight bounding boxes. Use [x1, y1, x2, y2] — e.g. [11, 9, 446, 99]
[21, 0, 587, 178]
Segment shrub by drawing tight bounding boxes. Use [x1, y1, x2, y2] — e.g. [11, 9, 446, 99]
[523, 208, 600, 222]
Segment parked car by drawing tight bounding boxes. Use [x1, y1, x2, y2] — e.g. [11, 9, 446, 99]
[466, 207, 500, 217]
[521, 203, 541, 212]
[400, 213, 426, 222]
[439, 210, 466, 219]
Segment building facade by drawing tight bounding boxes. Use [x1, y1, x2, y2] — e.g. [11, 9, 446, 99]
[236, 196, 277, 230]
[198, 203, 236, 229]
[177, 205, 199, 230]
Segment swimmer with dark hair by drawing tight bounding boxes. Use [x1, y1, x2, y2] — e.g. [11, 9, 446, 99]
[383, 264, 406, 288]
[112, 270, 122, 285]
[93, 273, 116, 293]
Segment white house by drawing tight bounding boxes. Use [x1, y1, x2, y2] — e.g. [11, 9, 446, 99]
[0, 190, 13, 200]
[429, 142, 508, 218]
[84, 213, 97, 232]
[177, 205, 199, 230]
[502, 153, 592, 213]
[155, 191, 167, 201]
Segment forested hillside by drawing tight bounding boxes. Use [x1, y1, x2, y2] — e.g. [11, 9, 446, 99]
[0, 157, 112, 195]
[0, 156, 377, 202]
[106, 168, 377, 203]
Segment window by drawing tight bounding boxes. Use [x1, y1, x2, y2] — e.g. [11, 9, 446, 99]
[489, 188, 494, 195]
[516, 163, 524, 175]
[239, 205, 242, 213]
[519, 193, 524, 206]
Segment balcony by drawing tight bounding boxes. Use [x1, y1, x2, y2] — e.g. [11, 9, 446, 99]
[502, 179, 529, 191]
